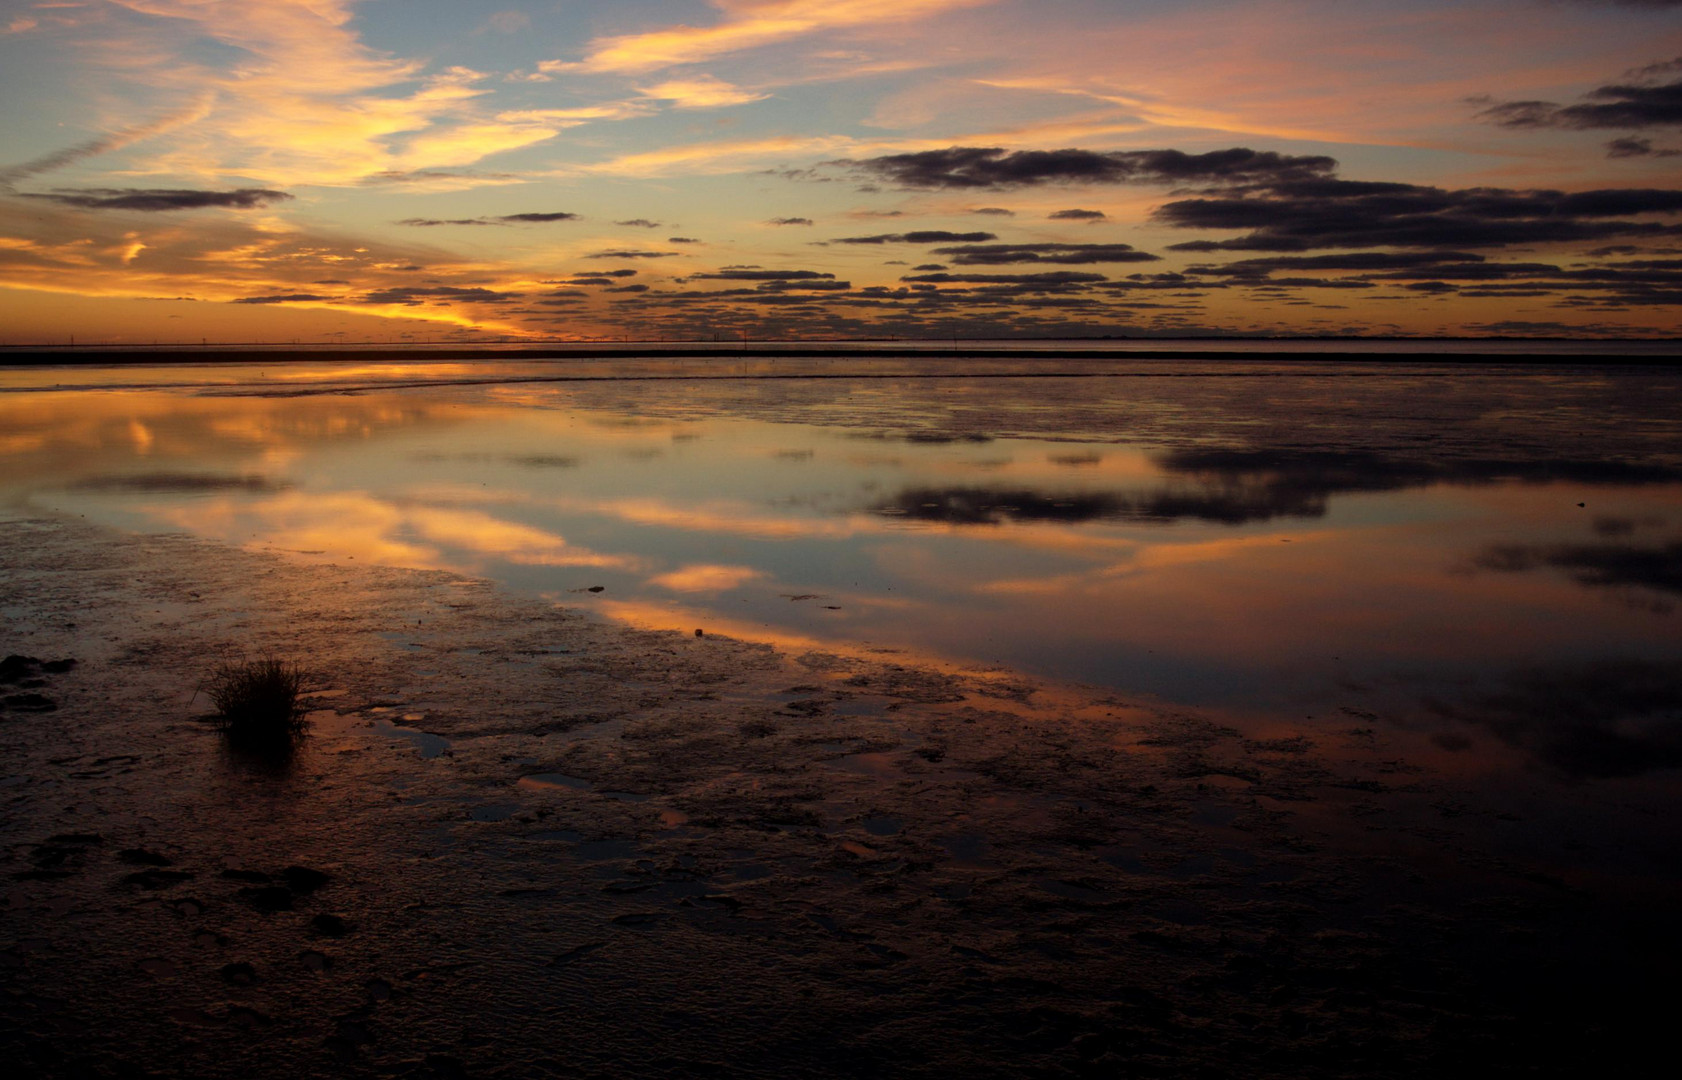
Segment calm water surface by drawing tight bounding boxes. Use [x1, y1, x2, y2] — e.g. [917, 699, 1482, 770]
[4, 356, 1679, 791]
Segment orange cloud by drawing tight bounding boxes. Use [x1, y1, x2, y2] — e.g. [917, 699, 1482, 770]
[0, 196, 547, 338]
[549, 0, 994, 76]
[87, 3, 632, 186]
[636, 75, 770, 110]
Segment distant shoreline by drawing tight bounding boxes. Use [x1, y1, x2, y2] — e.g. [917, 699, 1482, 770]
[1, 340, 1679, 367]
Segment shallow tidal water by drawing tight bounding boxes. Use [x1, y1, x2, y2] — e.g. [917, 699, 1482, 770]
[3, 353, 1682, 1077]
[4, 355, 1679, 783]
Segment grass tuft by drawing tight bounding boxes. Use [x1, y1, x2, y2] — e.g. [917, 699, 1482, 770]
[203, 657, 311, 743]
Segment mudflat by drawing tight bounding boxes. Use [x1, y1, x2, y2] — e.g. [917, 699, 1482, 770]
[1, 515, 1674, 1078]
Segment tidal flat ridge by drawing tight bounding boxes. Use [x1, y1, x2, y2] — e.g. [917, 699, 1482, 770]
[2, 514, 1676, 1079]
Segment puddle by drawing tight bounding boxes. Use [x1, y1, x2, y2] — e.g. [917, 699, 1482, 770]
[1168, 853, 1219, 878]
[1196, 773, 1255, 791]
[1150, 899, 1211, 926]
[517, 773, 592, 792]
[941, 834, 993, 867]
[523, 829, 583, 843]
[516, 773, 649, 803]
[1101, 850, 1148, 873]
[367, 717, 451, 759]
[1191, 802, 1239, 827]
[862, 815, 902, 836]
[1038, 878, 1103, 900]
[1250, 863, 1303, 885]
[573, 839, 637, 862]
[833, 752, 899, 777]
[469, 804, 518, 822]
[726, 862, 774, 882]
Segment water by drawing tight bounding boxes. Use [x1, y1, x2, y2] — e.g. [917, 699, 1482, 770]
[3, 353, 1679, 784]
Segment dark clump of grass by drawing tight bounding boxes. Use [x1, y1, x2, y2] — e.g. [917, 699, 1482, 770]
[203, 657, 311, 745]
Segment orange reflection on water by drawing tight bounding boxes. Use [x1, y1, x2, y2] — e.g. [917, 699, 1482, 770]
[404, 505, 639, 570]
[590, 597, 1029, 692]
[556, 496, 882, 541]
[148, 490, 642, 576]
[4, 366, 1680, 788]
[648, 564, 766, 592]
[157, 491, 440, 566]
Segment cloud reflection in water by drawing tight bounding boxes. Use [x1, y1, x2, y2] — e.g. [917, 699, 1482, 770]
[5, 366, 1681, 781]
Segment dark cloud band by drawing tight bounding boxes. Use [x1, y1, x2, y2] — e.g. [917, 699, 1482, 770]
[21, 187, 291, 211]
[832, 231, 997, 244]
[1160, 180, 1682, 252]
[930, 243, 1159, 265]
[1477, 58, 1682, 132]
[835, 146, 1336, 190]
[398, 212, 578, 226]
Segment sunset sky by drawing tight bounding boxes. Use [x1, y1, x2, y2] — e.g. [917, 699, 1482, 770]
[2, 0, 1681, 342]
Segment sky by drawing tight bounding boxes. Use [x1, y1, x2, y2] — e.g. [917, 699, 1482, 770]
[1, 0, 1681, 342]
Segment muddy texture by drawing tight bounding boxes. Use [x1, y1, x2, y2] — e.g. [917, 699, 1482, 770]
[1, 516, 1675, 1079]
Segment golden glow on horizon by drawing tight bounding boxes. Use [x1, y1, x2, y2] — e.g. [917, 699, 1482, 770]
[2, 0, 1680, 341]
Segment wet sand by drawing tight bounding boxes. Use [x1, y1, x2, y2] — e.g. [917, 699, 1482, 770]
[2, 515, 1675, 1078]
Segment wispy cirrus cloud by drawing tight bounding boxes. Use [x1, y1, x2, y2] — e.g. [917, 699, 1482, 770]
[89, 2, 641, 186]
[636, 74, 769, 109]
[3, 2, 93, 37]
[0, 99, 213, 188]
[544, 0, 994, 76]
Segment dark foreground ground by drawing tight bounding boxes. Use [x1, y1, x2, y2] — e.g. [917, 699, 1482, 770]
[2, 517, 1677, 1079]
